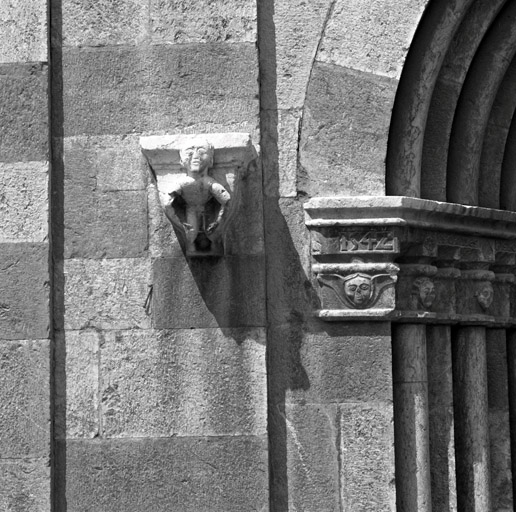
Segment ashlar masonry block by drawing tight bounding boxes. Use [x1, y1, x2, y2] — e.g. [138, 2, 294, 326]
[100, 328, 266, 438]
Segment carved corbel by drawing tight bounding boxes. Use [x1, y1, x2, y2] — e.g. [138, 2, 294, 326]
[314, 260, 398, 319]
[140, 133, 257, 257]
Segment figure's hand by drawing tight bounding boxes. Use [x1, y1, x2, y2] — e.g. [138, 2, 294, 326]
[183, 222, 194, 233]
[206, 221, 219, 234]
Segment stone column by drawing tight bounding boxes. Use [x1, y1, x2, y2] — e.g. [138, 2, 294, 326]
[452, 326, 491, 512]
[507, 328, 516, 505]
[427, 324, 457, 511]
[392, 323, 432, 512]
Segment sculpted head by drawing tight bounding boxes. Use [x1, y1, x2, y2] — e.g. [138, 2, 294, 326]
[180, 140, 214, 176]
[343, 274, 372, 306]
[412, 277, 436, 310]
[476, 282, 494, 311]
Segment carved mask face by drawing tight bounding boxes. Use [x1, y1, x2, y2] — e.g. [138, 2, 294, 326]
[344, 276, 372, 306]
[476, 283, 493, 311]
[180, 142, 214, 175]
[416, 278, 436, 309]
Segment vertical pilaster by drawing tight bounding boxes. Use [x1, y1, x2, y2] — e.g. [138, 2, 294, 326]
[0, 1, 51, 510]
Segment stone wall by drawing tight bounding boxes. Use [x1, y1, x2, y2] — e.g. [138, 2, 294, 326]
[50, 1, 267, 511]
[0, 1, 51, 509]
[5, 0, 516, 511]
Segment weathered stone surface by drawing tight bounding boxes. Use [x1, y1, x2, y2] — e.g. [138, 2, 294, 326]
[63, 187, 148, 259]
[0, 0, 47, 63]
[100, 328, 266, 437]
[264, 197, 314, 326]
[287, 322, 393, 403]
[61, 135, 147, 192]
[0, 63, 48, 162]
[260, 0, 331, 110]
[56, 437, 268, 512]
[55, 0, 147, 47]
[262, 108, 301, 198]
[489, 410, 514, 511]
[150, 0, 256, 44]
[285, 404, 340, 511]
[0, 162, 48, 243]
[340, 402, 395, 511]
[54, 330, 99, 439]
[299, 63, 395, 196]
[0, 458, 50, 512]
[152, 255, 265, 329]
[0, 340, 50, 458]
[0, 243, 49, 340]
[56, 45, 259, 138]
[318, 0, 426, 79]
[61, 258, 151, 330]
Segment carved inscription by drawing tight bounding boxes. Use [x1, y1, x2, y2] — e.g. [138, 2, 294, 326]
[339, 231, 399, 254]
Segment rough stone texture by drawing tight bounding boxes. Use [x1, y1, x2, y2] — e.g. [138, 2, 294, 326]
[486, 329, 514, 510]
[0, 63, 48, 163]
[427, 326, 457, 512]
[261, 108, 301, 198]
[299, 63, 395, 196]
[100, 328, 266, 437]
[0, 243, 49, 340]
[152, 255, 265, 329]
[264, 197, 314, 326]
[150, 0, 257, 44]
[285, 404, 340, 511]
[54, 330, 99, 439]
[0, 0, 47, 63]
[0, 459, 50, 512]
[489, 410, 513, 512]
[62, 135, 147, 192]
[56, 134, 148, 258]
[288, 323, 393, 404]
[340, 402, 396, 511]
[54, 0, 148, 47]
[56, 437, 268, 512]
[0, 161, 48, 243]
[0, 339, 50, 458]
[260, 0, 331, 110]
[61, 258, 151, 331]
[63, 186, 148, 259]
[55, 45, 259, 139]
[318, 0, 427, 79]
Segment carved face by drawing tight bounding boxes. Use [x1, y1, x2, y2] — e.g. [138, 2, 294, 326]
[413, 278, 436, 309]
[344, 276, 372, 306]
[476, 282, 494, 311]
[180, 142, 214, 175]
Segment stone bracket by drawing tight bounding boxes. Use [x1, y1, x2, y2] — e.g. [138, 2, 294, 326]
[141, 133, 257, 257]
[305, 196, 516, 325]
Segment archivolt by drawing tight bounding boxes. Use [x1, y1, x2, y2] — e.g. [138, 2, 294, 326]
[387, 0, 516, 210]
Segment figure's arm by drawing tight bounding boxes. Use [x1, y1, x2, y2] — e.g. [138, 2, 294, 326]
[206, 181, 231, 234]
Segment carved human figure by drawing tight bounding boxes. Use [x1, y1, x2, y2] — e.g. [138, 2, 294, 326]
[411, 277, 436, 310]
[343, 275, 372, 306]
[476, 282, 494, 311]
[165, 140, 230, 252]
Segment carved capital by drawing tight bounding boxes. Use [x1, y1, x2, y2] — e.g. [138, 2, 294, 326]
[305, 196, 516, 326]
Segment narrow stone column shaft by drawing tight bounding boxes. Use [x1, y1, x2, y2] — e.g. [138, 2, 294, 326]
[452, 326, 491, 512]
[507, 328, 516, 506]
[393, 323, 432, 512]
[427, 325, 457, 511]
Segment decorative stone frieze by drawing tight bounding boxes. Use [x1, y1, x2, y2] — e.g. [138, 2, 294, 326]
[141, 133, 257, 257]
[305, 196, 516, 325]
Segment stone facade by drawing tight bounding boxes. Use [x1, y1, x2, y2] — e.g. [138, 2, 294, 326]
[2, 0, 516, 510]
